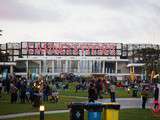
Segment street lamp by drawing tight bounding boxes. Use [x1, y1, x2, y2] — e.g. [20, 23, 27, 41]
[39, 45, 47, 120]
[39, 105, 45, 120]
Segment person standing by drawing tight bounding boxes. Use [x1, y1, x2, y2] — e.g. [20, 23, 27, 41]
[110, 82, 116, 102]
[95, 79, 103, 99]
[88, 82, 97, 102]
[6, 78, 10, 94]
[141, 86, 149, 109]
[0, 80, 2, 98]
[20, 81, 27, 103]
[10, 83, 18, 103]
[154, 84, 159, 109]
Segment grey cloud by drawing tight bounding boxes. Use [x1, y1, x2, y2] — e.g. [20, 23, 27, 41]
[64, 0, 160, 18]
[64, 0, 138, 9]
[65, 0, 160, 35]
[65, 0, 159, 9]
[0, 0, 63, 21]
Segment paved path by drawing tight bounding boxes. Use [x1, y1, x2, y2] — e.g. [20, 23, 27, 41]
[0, 98, 154, 119]
[61, 95, 87, 99]
[99, 98, 153, 109]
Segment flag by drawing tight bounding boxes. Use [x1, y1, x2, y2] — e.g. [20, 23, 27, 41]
[130, 66, 135, 81]
[150, 70, 155, 81]
[153, 74, 159, 79]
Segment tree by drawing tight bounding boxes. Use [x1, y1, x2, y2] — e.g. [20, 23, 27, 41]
[134, 47, 160, 82]
[0, 50, 9, 74]
[0, 29, 2, 36]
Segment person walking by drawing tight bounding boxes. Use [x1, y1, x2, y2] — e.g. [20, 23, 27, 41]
[20, 82, 27, 103]
[95, 79, 103, 99]
[6, 78, 10, 94]
[154, 84, 159, 109]
[110, 82, 116, 102]
[103, 79, 108, 95]
[141, 86, 149, 109]
[10, 83, 18, 103]
[88, 83, 97, 102]
[0, 80, 2, 98]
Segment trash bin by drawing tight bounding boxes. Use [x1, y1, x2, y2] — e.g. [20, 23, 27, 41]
[85, 102, 103, 120]
[103, 103, 120, 120]
[68, 102, 84, 120]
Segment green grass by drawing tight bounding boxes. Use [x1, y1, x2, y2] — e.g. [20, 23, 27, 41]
[120, 109, 160, 120]
[0, 82, 140, 115]
[59, 82, 140, 98]
[116, 88, 137, 98]
[59, 82, 88, 97]
[0, 94, 87, 115]
[8, 109, 160, 120]
[59, 89, 88, 97]
[8, 113, 69, 120]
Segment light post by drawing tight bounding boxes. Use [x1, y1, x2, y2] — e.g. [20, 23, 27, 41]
[39, 105, 45, 120]
[39, 44, 47, 120]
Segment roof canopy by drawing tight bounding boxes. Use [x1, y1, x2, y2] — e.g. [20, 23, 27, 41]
[127, 63, 145, 67]
[0, 62, 16, 66]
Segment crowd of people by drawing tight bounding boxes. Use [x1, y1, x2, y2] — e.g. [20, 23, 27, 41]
[0, 74, 159, 110]
[87, 76, 160, 110]
[88, 77, 116, 102]
[0, 75, 60, 107]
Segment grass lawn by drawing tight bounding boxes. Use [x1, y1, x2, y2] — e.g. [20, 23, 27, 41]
[60, 88, 135, 98]
[0, 82, 140, 115]
[60, 82, 140, 98]
[0, 93, 87, 115]
[8, 109, 160, 120]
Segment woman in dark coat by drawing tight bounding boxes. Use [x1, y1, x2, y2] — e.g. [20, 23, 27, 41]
[88, 83, 97, 102]
[141, 86, 149, 109]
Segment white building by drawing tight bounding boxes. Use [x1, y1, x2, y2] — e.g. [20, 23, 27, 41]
[0, 42, 159, 80]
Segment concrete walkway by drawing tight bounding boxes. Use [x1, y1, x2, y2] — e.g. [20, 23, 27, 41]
[0, 98, 154, 120]
[61, 95, 87, 99]
[99, 98, 153, 109]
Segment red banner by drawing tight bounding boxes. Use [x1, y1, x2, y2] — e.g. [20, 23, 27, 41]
[23, 42, 116, 56]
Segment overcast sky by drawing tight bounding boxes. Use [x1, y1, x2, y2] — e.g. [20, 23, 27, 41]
[0, 0, 160, 44]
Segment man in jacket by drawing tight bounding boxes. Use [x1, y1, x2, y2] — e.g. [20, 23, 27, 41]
[154, 84, 159, 109]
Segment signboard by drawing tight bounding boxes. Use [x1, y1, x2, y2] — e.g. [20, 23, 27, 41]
[22, 42, 117, 56]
